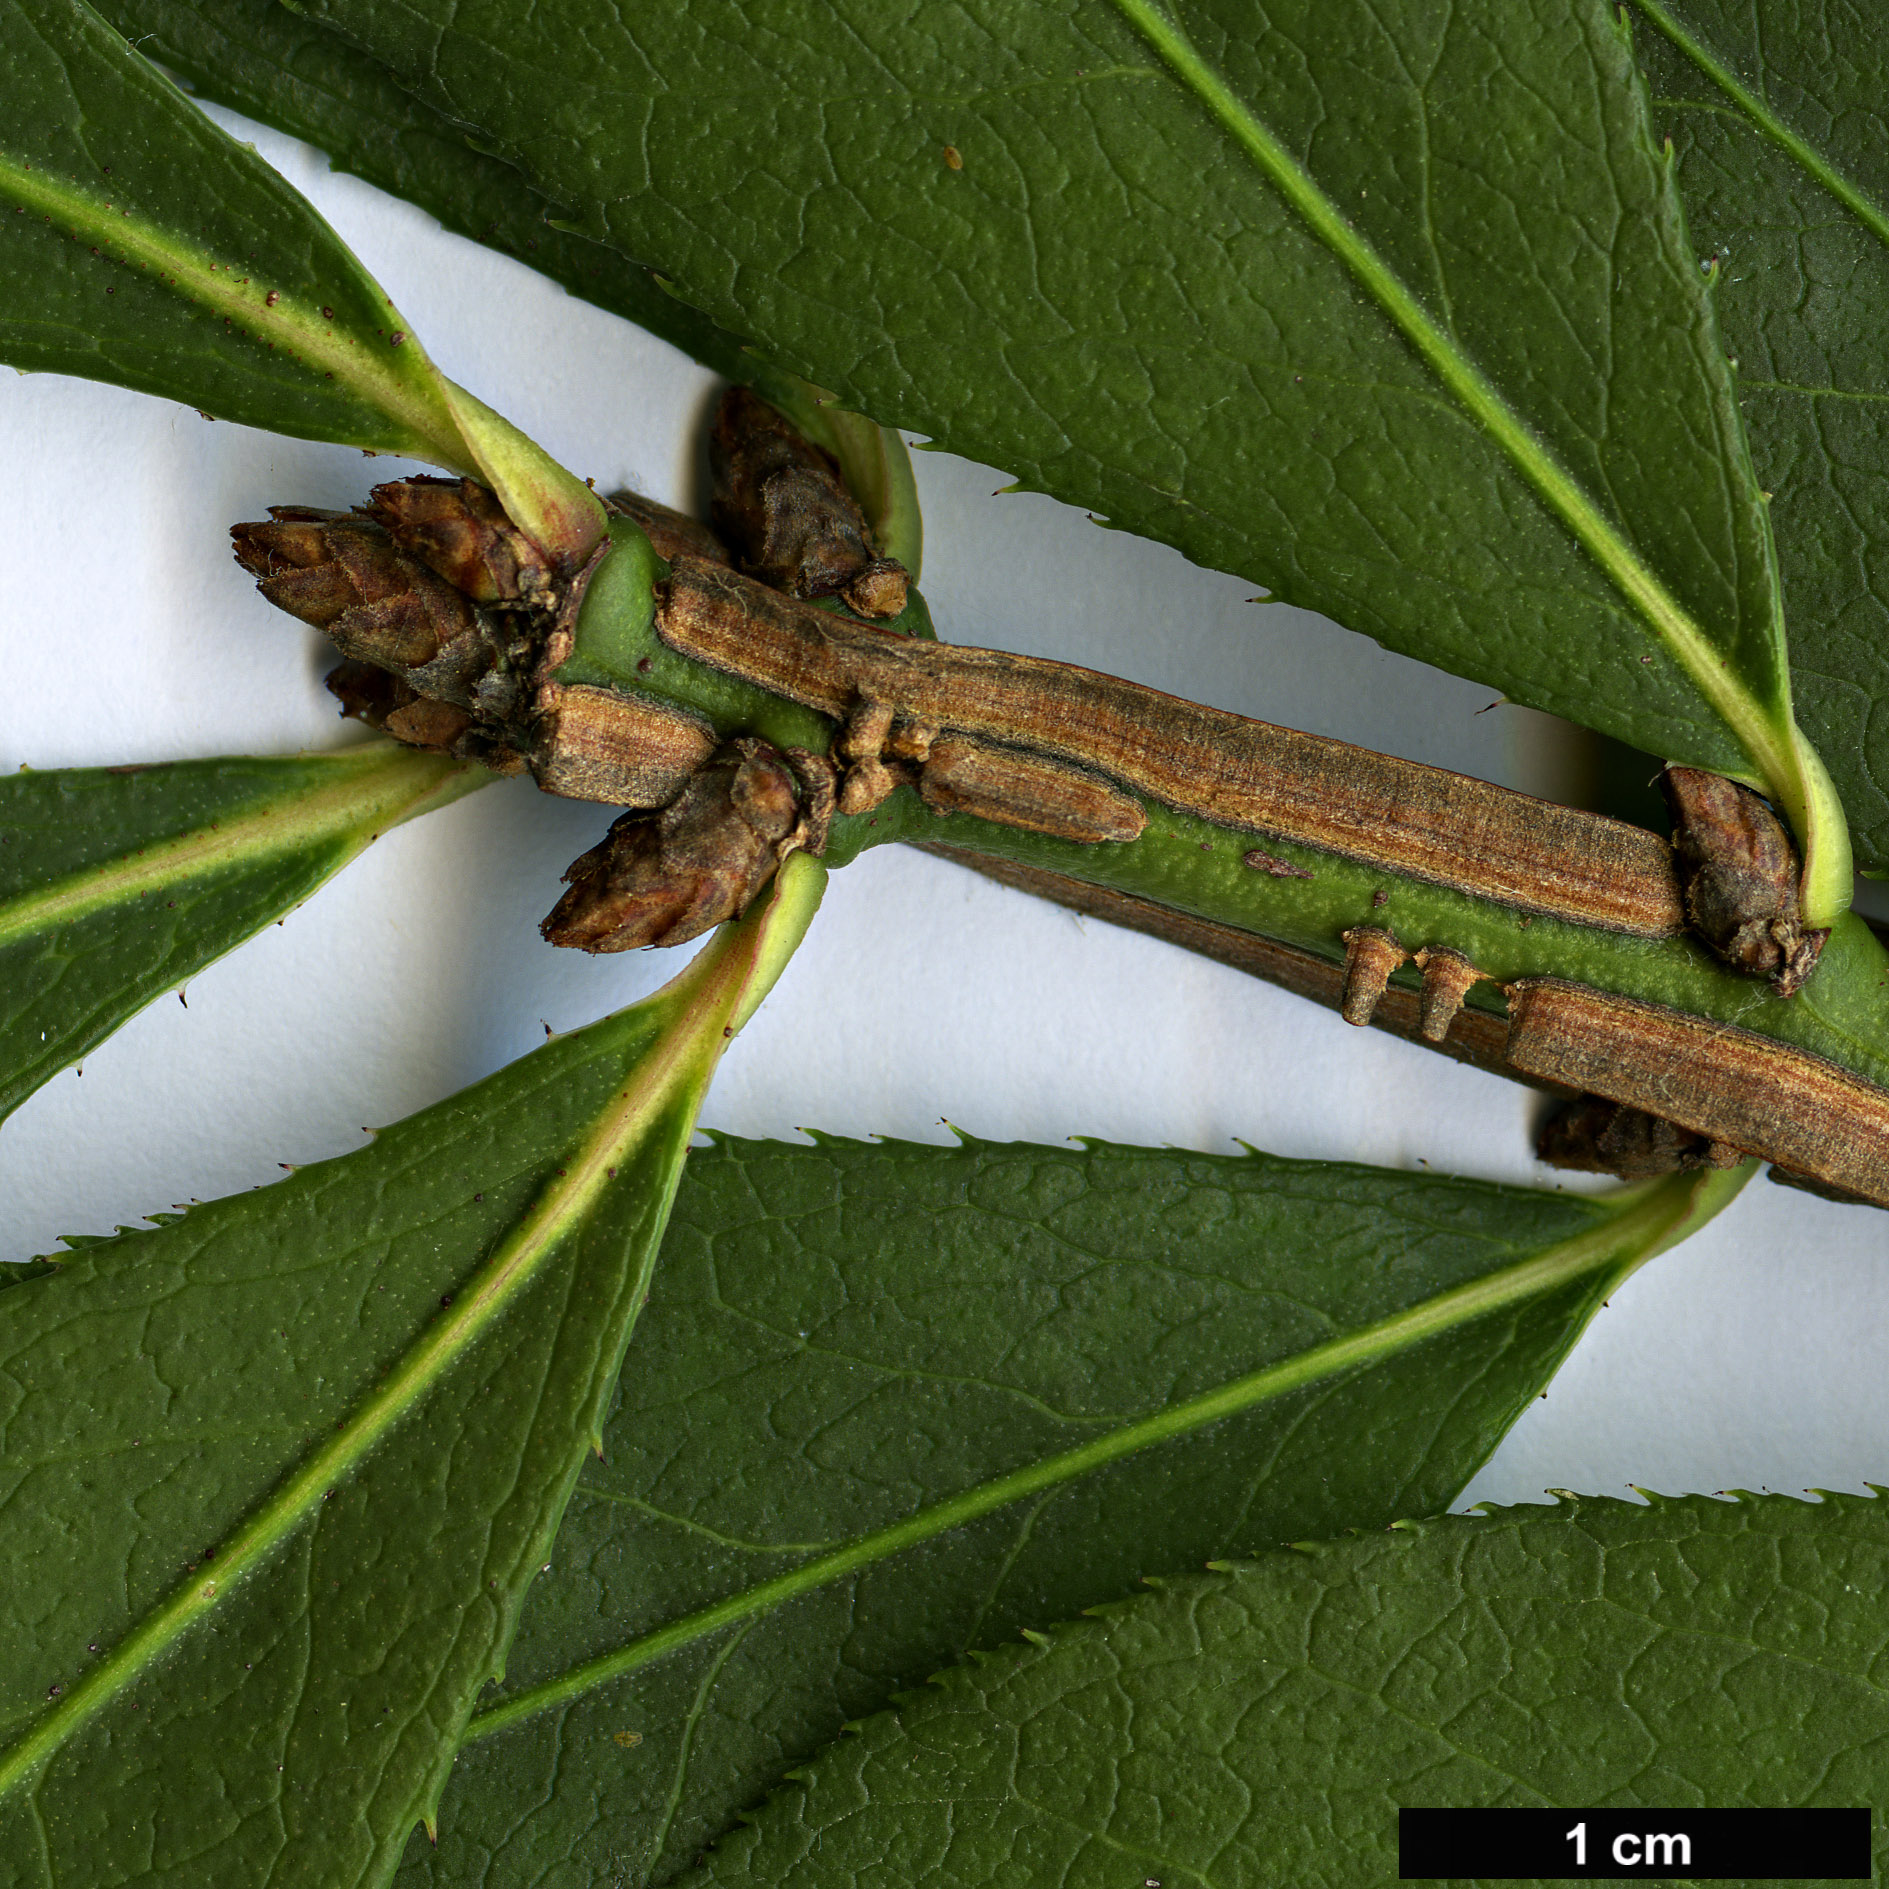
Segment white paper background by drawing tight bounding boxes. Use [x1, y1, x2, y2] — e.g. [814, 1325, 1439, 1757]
[2, 104, 1884, 1512]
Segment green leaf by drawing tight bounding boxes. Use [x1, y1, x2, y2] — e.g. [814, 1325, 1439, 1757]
[0, 0, 609, 563]
[0, 0, 473, 458]
[89, 0, 926, 571]
[0, 741, 484, 1128]
[700, 1489, 1889, 1885]
[87, 0, 758, 382]
[0, 856, 824, 1889]
[281, 0, 1847, 907]
[394, 1141, 1743, 1887]
[1627, 0, 1889, 876]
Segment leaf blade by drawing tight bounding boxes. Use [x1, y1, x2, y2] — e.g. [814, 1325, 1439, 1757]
[91, 0, 759, 383]
[0, 742, 485, 1126]
[397, 1139, 1742, 1886]
[0, 857, 823, 1888]
[2, 0, 610, 562]
[700, 1489, 1889, 1885]
[90, 0, 924, 568]
[0, 0, 473, 458]
[1626, 0, 1889, 875]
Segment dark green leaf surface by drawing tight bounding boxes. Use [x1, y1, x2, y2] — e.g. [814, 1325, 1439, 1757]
[1629, 0, 1889, 872]
[90, 0, 926, 570]
[0, 742, 484, 1126]
[89, 0, 756, 386]
[288, 0, 1835, 856]
[0, 861, 822, 1889]
[701, 1490, 1889, 1888]
[0, 0, 475, 457]
[398, 1139, 1741, 1888]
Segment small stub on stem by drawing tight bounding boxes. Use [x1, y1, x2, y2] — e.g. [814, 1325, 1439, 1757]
[1412, 946, 1482, 1043]
[1339, 925, 1408, 1027]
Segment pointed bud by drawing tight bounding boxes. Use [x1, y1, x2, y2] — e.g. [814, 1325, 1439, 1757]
[1663, 766, 1827, 996]
[709, 387, 910, 612]
[232, 509, 474, 670]
[543, 740, 825, 953]
[365, 475, 555, 606]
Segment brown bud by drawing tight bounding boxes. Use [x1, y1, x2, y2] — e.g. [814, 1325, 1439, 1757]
[542, 739, 823, 953]
[381, 698, 474, 751]
[232, 510, 475, 671]
[1664, 766, 1827, 997]
[363, 475, 556, 607]
[709, 386, 910, 607]
[1537, 1094, 1740, 1179]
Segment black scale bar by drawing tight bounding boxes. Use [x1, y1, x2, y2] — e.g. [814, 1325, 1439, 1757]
[1399, 1808, 1872, 1881]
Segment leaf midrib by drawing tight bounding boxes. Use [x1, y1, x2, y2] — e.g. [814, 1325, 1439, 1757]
[462, 1168, 1735, 1744]
[1106, 0, 1788, 791]
[0, 149, 465, 462]
[0, 748, 480, 951]
[0, 931, 743, 1801]
[1630, 0, 1889, 254]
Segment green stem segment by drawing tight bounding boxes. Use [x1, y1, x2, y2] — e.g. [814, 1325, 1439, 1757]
[462, 1160, 1747, 1742]
[560, 530, 1889, 1099]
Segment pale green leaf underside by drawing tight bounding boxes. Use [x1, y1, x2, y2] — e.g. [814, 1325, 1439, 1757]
[0, 742, 484, 1126]
[1627, 0, 1889, 875]
[398, 1142, 1740, 1887]
[0, 0, 474, 457]
[0, 875, 817, 1889]
[702, 1490, 1889, 1887]
[295, 0, 1814, 813]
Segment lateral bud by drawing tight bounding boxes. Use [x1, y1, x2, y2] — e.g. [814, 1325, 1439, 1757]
[1339, 925, 1408, 1027]
[710, 387, 911, 617]
[1663, 765, 1827, 997]
[238, 477, 651, 782]
[321, 659, 527, 772]
[1537, 1095, 1741, 1179]
[233, 488, 543, 727]
[542, 739, 833, 953]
